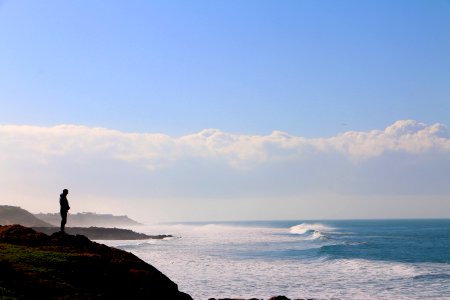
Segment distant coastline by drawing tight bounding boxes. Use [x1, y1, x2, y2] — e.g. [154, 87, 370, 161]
[34, 211, 143, 227]
[0, 206, 158, 240]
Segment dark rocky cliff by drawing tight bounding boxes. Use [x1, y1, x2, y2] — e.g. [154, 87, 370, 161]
[0, 225, 192, 300]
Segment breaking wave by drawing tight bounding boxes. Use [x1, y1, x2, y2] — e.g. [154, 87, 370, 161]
[289, 223, 334, 240]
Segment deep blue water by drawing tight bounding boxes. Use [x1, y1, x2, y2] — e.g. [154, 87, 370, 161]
[317, 219, 450, 263]
[184, 219, 450, 263]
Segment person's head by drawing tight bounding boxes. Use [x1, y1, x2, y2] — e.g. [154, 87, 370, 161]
[63, 189, 69, 195]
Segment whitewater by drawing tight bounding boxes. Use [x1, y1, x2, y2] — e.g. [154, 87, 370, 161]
[102, 220, 450, 299]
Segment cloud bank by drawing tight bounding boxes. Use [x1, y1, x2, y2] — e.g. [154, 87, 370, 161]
[1, 120, 449, 169]
[0, 120, 449, 221]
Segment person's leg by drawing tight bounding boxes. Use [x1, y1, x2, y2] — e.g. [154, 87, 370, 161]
[60, 211, 67, 232]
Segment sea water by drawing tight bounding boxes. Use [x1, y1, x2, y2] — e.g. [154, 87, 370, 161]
[103, 219, 450, 299]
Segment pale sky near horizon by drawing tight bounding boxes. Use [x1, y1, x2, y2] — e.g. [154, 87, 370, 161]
[0, 1, 449, 222]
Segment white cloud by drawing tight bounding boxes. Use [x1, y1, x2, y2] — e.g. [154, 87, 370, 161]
[0, 120, 448, 169]
[328, 120, 450, 159]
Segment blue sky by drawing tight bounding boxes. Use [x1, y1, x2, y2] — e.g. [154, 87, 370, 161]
[1, 0, 449, 136]
[0, 1, 449, 221]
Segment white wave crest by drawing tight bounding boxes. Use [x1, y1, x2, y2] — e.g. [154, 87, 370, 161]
[306, 231, 327, 240]
[289, 223, 334, 235]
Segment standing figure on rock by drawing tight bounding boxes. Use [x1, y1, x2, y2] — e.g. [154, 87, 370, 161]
[59, 189, 70, 233]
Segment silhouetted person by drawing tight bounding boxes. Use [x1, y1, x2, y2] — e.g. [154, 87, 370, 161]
[60, 189, 70, 233]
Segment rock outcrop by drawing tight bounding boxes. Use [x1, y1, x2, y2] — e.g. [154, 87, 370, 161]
[32, 226, 172, 240]
[0, 225, 192, 300]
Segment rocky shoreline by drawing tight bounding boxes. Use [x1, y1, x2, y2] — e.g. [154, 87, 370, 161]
[0, 225, 191, 299]
[32, 226, 172, 240]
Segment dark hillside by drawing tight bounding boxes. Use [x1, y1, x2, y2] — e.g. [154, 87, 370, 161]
[0, 206, 52, 227]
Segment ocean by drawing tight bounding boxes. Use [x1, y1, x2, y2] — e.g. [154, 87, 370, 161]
[103, 219, 450, 299]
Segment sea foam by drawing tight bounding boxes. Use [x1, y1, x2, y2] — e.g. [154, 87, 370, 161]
[102, 220, 450, 300]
